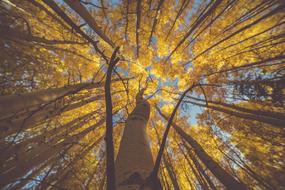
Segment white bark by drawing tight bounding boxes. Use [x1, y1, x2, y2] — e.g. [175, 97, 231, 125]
[115, 91, 153, 190]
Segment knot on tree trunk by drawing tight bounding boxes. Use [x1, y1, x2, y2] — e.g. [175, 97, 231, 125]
[118, 171, 162, 190]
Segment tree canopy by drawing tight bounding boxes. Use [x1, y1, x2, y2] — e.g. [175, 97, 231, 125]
[0, 0, 284, 189]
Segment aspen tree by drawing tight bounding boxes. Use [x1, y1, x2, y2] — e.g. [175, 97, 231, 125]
[115, 89, 154, 190]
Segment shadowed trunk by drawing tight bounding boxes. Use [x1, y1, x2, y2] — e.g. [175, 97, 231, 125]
[0, 81, 107, 117]
[156, 107, 248, 190]
[0, 119, 104, 189]
[163, 154, 181, 190]
[0, 95, 104, 138]
[115, 90, 154, 189]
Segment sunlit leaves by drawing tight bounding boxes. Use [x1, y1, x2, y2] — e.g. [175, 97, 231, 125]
[1, 0, 285, 189]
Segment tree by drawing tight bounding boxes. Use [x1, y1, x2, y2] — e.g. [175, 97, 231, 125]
[0, 0, 284, 189]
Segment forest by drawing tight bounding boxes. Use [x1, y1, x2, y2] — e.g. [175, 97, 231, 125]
[0, 0, 284, 189]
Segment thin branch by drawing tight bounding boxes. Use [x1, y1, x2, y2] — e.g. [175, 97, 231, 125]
[104, 47, 120, 190]
[151, 83, 196, 177]
[80, 0, 105, 9]
[136, 0, 142, 57]
[148, 0, 165, 46]
[42, 0, 108, 61]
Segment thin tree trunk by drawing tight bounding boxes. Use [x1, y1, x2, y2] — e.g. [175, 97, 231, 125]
[42, 0, 107, 59]
[63, 0, 115, 48]
[1, 116, 94, 172]
[181, 163, 195, 190]
[39, 136, 103, 190]
[187, 96, 285, 121]
[0, 26, 86, 45]
[161, 166, 171, 190]
[0, 81, 106, 116]
[184, 141, 217, 190]
[28, 0, 71, 32]
[99, 173, 106, 190]
[178, 142, 207, 190]
[163, 155, 181, 190]
[174, 138, 195, 189]
[156, 108, 248, 190]
[185, 100, 284, 129]
[104, 48, 120, 190]
[159, 168, 169, 190]
[135, 0, 142, 57]
[85, 153, 105, 190]
[0, 95, 104, 138]
[1, 110, 99, 160]
[166, 0, 190, 39]
[0, 119, 104, 188]
[166, 0, 223, 62]
[148, 0, 165, 46]
[215, 142, 274, 190]
[8, 155, 60, 190]
[153, 123, 180, 190]
[153, 123, 179, 190]
[191, 3, 284, 62]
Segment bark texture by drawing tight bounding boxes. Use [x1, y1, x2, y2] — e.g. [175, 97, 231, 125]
[115, 90, 153, 190]
[0, 81, 104, 117]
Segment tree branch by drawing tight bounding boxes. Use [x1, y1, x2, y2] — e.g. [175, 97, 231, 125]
[104, 47, 120, 190]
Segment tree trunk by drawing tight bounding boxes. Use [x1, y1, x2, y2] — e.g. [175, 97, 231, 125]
[175, 125, 247, 190]
[115, 90, 154, 189]
[0, 119, 104, 189]
[184, 141, 217, 190]
[0, 81, 105, 117]
[64, 0, 115, 48]
[160, 167, 171, 190]
[1, 110, 98, 161]
[178, 143, 207, 190]
[38, 136, 103, 190]
[8, 155, 59, 190]
[85, 153, 105, 190]
[0, 95, 104, 138]
[156, 108, 248, 190]
[186, 96, 285, 121]
[182, 163, 195, 190]
[153, 124, 180, 190]
[163, 155, 181, 190]
[186, 100, 284, 129]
